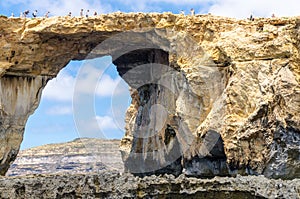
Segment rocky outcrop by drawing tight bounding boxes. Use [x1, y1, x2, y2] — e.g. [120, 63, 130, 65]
[0, 13, 299, 179]
[0, 172, 299, 198]
[6, 138, 123, 176]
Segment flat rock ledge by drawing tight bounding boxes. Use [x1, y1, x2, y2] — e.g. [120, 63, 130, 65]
[0, 172, 299, 198]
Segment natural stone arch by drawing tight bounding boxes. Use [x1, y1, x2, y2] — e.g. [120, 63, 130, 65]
[0, 14, 299, 179]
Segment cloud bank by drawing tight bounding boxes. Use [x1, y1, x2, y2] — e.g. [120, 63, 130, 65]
[3, 0, 300, 18]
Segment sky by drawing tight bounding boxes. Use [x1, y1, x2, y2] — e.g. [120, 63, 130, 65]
[0, 1, 299, 149]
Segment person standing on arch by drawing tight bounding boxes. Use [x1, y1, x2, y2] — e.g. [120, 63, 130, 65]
[80, 9, 84, 17]
[44, 11, 50, 18]
[24, 10, 29, 18]
[190, 8, 195, 16]
[32, 10, 38, 18]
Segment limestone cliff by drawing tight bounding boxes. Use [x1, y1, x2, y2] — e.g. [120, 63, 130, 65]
[0, 13, 299, 179]
[7, 138, 123, 176]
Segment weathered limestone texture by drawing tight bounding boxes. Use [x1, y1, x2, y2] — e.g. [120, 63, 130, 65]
[0, 13, 299, 179]
[0, 172, 299, 198]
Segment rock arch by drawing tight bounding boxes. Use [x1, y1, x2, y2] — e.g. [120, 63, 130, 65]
[0, 14, 299, 179]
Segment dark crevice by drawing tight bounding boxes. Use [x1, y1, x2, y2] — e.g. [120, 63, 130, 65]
[113, 48, 169, 78]
[184, 130, 228, 177]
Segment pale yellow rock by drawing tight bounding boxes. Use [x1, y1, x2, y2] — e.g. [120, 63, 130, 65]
[0, 14, 299, 178]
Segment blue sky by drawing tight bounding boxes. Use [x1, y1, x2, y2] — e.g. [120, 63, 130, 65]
[0, 0, 299, 19]
[0, 1, 298, 149]
[22, 57, 131, 149]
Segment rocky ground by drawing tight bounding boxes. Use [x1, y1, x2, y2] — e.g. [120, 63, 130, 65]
[3, 138, 299, 198]
[6, 138, 123, 176]
[0, 172, 299, 198]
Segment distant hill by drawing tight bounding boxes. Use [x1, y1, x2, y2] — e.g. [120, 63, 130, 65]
[7, 138, 124, 176]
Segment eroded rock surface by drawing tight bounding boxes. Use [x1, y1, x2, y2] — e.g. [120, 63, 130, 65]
[0, 172, 299, 198]
[0, 13, 299, 178]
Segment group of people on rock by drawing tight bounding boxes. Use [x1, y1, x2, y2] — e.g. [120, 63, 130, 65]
[16, 10, 48, 18]
[180, 8, 195, 16]
[10, 9, 278, 19]
[248, 13, 276, 21]
[66, 9, 98, 18]
[12, 8, 199, 18]
[13, 9, 99, 18]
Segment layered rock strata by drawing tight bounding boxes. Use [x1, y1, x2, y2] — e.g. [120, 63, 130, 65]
[6, 138, 123, 176]
[0, 13, 299, 179]
[0, 172, 299, 198]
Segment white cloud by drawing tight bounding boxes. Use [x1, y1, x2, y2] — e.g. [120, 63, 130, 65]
[42, 70, 75, 101]
[74, 64, 127, 97]
[42, 60, 128, 102]
[46, 105, 73, 115]
[151, 0, 212, 5]
[96, 115, 119, 130]
[74, 114, 124, 138]
[207, 0, 300, 18]
[115, 0, 300, 18]
[127, 0, 300, 18]
[96, 75, 125, 96]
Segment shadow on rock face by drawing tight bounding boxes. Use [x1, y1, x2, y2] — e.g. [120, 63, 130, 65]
[263, 126, 300, 180]
[183, 130, 229, 177]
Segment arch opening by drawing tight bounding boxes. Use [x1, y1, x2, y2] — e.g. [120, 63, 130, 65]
[7, 56, 132, 176]
[8, 46, 177, 176]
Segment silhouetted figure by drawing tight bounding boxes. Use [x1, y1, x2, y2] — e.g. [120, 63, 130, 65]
[180, 10, 184, 15]
[271, 13, 276, 18]
[67, 12, 72, 17]
[80, 9, 84, 17]
[44, 11, 50, 18]
[24, 10, 30, 18]
[86, 9, 89, 17]
[249, 14, 254, 21]
[190, 8, 195, 16]
[94, 11, 97, 16]
[32, 10, 37, 18]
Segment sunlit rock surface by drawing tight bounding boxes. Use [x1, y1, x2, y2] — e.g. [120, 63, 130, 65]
[0, 13, 299, 179]
[6, 138, 123, 176]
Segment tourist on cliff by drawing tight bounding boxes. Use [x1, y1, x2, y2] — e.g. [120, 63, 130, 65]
[67, 12, 72, 17]
[180, 10, 185, 15]
[249, 14, 254, 21]
[44, 11, 50, 18]
[94, 11, 97, 16]
[10, 13, 14, 18]
[190, 8, 195, 16]
[23, 10, 29, 18]
[80, 9, 84, 17]
[86, 10, 89, 17]
[271, 13, 276, 18]
[32, 10, 38, 18]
